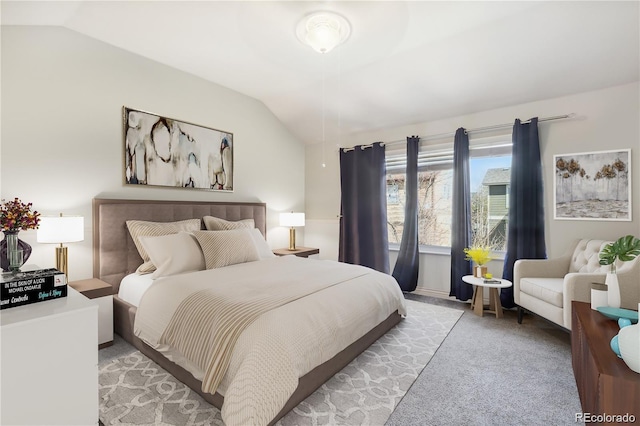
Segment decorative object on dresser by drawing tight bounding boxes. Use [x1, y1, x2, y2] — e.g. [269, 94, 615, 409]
[554, 149, 631, 221]
[273, 246, 319, 258]
[0, 286, 98, 425]
[1, 268, 67, 310]
[598, 234, 640, 309]
[69, 278, 114, 348]
[279, 211, 305, 250]
[0, 197, 40, 272]
[37, 214, 84, 277]
[615, 303, 640, 374]
[571, 301, 639, 418]
[123, 106, 233, 191]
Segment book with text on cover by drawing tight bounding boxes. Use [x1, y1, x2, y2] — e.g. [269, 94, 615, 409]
[0, 268, 67, 310]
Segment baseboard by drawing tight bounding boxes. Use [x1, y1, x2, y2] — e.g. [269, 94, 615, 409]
[412, 286, 492, 304]
[412, 287, 455, 299]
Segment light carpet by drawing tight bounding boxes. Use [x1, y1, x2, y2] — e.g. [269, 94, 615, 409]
[99, 300, 463, 426]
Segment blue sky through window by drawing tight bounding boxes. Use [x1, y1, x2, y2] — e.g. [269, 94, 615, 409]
[470, 156, 511, 193]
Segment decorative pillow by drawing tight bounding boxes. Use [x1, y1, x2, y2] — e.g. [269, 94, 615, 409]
[192, 229, 259, 269]
[126, 218, 201, 273]
[140, 232, 205, 279]
[249, 228, 276, 260]
[203, 216, 255, 231]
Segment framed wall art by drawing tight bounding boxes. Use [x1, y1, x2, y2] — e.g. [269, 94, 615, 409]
[123, 107, 233, 191]
[554, 149, 631, 221]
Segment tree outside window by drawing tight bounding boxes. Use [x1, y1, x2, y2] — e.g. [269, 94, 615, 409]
[386, 153, 510, 251]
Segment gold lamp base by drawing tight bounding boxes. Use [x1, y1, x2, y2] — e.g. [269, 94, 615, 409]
[288, 228, 297, 250]
[55, 245, 69, 277]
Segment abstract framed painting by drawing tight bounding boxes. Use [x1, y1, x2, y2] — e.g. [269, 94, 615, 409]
[554, 149, 631, 221]
[123, 107, 233, 191]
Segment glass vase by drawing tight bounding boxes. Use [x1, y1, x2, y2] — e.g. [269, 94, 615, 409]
[1, 231, 31, 272]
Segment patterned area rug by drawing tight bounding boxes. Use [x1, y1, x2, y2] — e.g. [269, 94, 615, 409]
[99, 300, 463, 426]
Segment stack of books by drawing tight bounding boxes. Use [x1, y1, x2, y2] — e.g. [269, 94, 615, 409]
[0, 268, 67, 310]
[483, 278, 502, 284]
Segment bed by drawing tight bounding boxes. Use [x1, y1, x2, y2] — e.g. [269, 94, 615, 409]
[93, 198, 406, 426]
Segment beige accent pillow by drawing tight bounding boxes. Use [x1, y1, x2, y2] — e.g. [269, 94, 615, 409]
[192, 230, 259, 269]
[140, 232, 205, 279]
[126, 218, 201, 273]
[203, 216, 255, 231]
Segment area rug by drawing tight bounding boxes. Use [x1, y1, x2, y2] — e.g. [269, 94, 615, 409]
[99, 300, 463, 426]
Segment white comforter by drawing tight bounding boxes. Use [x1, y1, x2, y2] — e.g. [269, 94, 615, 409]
[134, 256, 407, 426]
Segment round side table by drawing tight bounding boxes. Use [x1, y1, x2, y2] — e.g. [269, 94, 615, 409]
[462, 275, 512, 318]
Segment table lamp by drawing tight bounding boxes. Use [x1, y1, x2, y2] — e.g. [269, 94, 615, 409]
[37, 214, 84, 277]
[279, 212, 305, 250]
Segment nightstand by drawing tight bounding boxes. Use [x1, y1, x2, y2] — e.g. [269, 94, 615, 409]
[273, 247, 320, 258]
[69, 278, 114, 348]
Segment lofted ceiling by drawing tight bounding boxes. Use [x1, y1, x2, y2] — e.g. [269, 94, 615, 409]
[2, 1, 639, 145]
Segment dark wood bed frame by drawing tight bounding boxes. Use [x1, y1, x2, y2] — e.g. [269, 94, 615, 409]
[93, 198, 402, 425]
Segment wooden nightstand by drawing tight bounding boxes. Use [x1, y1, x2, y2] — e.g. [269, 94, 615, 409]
[273, 247, 320, 258]
[69, 278, 114, 348]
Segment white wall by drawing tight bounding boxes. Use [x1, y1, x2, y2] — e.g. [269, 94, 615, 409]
[1, 26, 306, 282]
[306, 82, 640, 297]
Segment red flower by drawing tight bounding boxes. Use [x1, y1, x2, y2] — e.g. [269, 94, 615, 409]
[0, 198, 41, 232]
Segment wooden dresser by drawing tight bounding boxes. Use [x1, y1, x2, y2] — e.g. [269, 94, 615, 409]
[571, 301, 639, 422]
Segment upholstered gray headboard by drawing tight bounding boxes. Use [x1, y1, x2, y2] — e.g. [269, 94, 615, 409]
[92, 198, 267, 293]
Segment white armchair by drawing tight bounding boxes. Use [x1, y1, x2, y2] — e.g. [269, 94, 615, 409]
[514, 239, 640, 330]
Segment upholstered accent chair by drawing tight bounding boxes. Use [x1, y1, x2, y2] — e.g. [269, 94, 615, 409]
[514, 239, 640, 330]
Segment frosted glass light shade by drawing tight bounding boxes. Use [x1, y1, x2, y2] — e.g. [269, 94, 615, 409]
[296, 11, 351, 54]
[37, 216, 84, 244]
[280, 212, 305, 227]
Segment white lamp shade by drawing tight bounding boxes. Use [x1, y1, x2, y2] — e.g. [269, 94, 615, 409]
[280, 212, 305, 227]
[37, 216, 84, 244]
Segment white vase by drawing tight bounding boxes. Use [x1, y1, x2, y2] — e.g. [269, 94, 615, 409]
[606, 272, 621, 308]
[618, 323, 640, 374]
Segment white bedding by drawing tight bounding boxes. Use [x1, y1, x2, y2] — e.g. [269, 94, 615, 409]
[118, 273, 154, 307]
[133, 256, 407, 426]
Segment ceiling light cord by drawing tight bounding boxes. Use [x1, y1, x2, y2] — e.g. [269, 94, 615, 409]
[322, 53, 326, 168]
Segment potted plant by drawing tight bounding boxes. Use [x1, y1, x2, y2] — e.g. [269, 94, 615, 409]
[599, 235, 640, 308]
[463, 246, 492, 278]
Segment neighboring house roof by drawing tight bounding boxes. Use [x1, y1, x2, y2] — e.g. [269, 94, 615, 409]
[482, 168, 511, 185]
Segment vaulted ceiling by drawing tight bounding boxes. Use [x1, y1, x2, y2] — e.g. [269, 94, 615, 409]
[3, 1, 639, 145]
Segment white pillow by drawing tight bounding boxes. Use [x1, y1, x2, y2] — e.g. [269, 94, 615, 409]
[203, 216, 255, 231]
[249, 228, 276, 260]
[126, 218, 201, 273]
[192, 229, 259, 269]
[140, 232, 205, 279]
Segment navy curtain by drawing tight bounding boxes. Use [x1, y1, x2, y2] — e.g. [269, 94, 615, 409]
[392, 136, 419, 292]
[501, 118, 547, 308]
[339, 142, 390, 274]
[449, 128, 473, 301]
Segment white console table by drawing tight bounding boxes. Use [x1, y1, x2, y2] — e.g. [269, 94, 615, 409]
[1, 286, 99, 425]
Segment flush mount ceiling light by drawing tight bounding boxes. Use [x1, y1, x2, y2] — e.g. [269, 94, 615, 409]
[296, 11, 351, 54]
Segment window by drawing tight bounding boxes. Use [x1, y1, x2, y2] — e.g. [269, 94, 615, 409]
[386, 138, 511, 251]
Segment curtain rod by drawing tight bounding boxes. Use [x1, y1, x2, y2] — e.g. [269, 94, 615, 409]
[343, 113, 575, 152]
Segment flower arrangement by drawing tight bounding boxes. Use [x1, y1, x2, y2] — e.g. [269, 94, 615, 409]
[463, 246, 492, 266]
[0, 198, 40, 232]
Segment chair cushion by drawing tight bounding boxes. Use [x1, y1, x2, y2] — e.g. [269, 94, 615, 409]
[520, 278, 564, 308]
[570, 239, 611, 273]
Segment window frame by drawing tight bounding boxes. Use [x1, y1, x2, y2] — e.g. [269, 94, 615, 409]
[385, 135, 512, 253]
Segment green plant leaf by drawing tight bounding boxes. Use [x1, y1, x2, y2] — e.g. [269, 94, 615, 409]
[599, 235, 640, 265]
